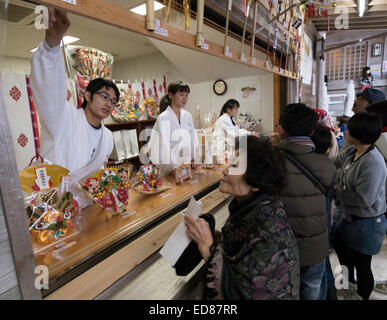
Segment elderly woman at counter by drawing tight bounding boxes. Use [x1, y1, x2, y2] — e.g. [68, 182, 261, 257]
[185, 136, 300, 300]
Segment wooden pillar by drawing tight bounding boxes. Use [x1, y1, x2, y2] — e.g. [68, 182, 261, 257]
[0, 86, 40, 300]
[196, 0, 204, 47]
[316, 32, 326, 110]
[146, 0, 155, 31]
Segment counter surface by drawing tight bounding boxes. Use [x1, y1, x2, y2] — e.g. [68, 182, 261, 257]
[34, 166, 224, 284]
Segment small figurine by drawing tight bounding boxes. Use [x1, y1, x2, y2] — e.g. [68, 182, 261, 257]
[175, 164, 192, 184]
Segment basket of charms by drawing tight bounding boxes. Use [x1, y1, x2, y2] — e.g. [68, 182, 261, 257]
[132, 164, 170, 195]
[81, 167, 131, 215]
[143, 97, 159, 120]
[19, 164, 80, 246]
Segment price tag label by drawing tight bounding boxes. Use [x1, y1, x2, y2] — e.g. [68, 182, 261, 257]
[61, 176, 69, 193]
[53, 241, 77, 254]
[160, 192, 172, 199]
[154, 19, 168, 37]
[122, 211, 136, 219]
[35, 167, 50, 190]
[225, 46, 232, 57]
[240, 52, 247, 62]
[252, 57, 256, 65]
[202, 43, 209, 50]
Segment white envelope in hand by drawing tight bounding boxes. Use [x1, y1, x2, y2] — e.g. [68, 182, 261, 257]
[159, 197, 202, 266]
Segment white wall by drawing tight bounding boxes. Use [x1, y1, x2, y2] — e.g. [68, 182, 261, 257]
[0, 56, 31, 74]
[113, 52, 274, 133]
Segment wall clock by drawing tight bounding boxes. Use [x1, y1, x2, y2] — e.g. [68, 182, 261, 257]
[213, 79, 227, 95]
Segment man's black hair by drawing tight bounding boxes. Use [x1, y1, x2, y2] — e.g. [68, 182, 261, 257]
[81, 78, 120, 109]
[347, 112, 382, 145]
[279, 103, 317, 137]
[366, 100, 387, 127]
[311, 125, 332, 155]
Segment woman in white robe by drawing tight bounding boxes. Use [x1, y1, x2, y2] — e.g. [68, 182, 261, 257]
[148, 81, 199, 175]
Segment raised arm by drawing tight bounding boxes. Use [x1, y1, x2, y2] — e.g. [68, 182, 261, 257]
[30, 8, 70, 140]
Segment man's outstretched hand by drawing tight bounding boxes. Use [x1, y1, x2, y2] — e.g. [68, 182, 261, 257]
[45, 7, 70, 48]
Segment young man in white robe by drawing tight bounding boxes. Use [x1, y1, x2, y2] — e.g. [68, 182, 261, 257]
[30, 8, 119, 207]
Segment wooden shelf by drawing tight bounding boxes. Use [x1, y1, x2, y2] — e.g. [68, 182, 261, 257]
[104, 119, 156, 128]
[107, 155, 139, 166]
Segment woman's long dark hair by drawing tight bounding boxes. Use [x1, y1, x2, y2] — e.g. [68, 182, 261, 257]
[219, 99, 240, 125]
[159, 81, 190, 113]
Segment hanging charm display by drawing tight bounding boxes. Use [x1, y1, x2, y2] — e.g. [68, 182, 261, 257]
[224, 0, 233, 55]
[266, 0, 275, 67]
[183, 0, 191, 30]
[240, 0, 252, 61]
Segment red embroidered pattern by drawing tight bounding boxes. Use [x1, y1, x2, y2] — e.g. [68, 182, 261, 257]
[159, 85, 163, 93]
[148, 88, 153, 96]
[9, 86, 21, 102]
[17, 133, 28, 147]
[67, 89, 72, 102]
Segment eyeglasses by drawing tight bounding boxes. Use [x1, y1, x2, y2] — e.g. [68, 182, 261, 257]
[95, 91, 119, 107]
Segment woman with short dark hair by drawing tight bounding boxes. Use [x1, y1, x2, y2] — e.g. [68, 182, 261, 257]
[185, 136, 300, 300]
[333, 112, 387, 300]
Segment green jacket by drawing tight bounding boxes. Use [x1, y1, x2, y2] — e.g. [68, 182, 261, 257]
[276, 140, 336, 267]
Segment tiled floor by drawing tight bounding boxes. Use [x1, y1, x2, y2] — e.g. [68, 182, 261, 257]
[330, 237, 387, 300]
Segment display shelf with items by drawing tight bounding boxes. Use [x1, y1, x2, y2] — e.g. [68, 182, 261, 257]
[34, 165, 227, 298]
[105, 119, 156, 168]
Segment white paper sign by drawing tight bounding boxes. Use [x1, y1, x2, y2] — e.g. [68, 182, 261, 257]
[159, 197, 202, 266]
[61, 0, 76, 4]
[382, 61, 387, 73]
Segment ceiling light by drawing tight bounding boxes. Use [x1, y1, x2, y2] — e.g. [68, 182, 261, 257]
[62, 35, 80, 45]
[30, 35, 80, 52]
[358, 0, 366, 17]
[359, 39, 363, 42]
[130, 1, 165, 15]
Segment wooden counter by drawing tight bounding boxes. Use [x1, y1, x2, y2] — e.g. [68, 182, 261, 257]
[36, 166, 228, 299]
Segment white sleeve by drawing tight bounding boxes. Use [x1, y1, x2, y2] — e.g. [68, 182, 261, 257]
[220, 117, 249, 141]
[30, 41, 68, 142]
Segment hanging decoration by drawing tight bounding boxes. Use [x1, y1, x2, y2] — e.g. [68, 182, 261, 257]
[240, 0, 252, 60]
[284, 2, 293, 73]
[223, 0, 232, 55]
[266, 0, 275, 66]
[163, 0, 178, 23]
[65, 45, 114, 109]
[183, 0, 191, 30]
[279, 0, 288, 72]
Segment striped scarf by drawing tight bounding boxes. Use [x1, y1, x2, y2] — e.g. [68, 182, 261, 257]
[282, 136, 315, 150]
